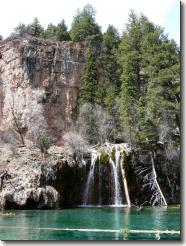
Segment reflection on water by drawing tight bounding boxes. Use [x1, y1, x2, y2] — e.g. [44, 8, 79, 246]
[152, 206, 167, 230]
[114, 208, 119, 240]
[122, 207, 130, 240]
[124, 207, 130, 227]
[0, 206, 180, 240]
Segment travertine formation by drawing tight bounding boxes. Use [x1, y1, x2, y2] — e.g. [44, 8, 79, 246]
[0, 37, 84, 141]
[0, 147, 60, 209]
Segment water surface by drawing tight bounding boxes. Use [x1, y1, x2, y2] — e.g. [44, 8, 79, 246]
[0, 206, 180, 240]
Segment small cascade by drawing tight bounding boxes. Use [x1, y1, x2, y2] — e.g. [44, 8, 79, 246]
[115, 149, 123, 205]
[115, 150, 120, 173]
[98, 158, 102, 205]
[109, 150, 122, 205]
[83, 151, 100, 205]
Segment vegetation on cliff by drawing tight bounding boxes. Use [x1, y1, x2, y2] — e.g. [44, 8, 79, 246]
[0, 3, 180, 162]
[0, 4, 180, 207]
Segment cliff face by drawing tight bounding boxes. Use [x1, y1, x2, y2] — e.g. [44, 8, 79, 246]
[0, 37, 84, 140]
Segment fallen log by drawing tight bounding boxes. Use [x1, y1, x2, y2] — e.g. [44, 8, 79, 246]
[0, 225, 180, 235]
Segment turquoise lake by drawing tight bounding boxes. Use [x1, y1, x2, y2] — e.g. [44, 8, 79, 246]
[0, 206, 180, 240]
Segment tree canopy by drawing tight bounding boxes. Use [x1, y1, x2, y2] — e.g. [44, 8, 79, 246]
[70, 4, 102, 42]
[118, 11, 180, 150]
[14, 18, 44, 37]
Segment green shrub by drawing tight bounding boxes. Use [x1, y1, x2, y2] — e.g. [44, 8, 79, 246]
[35, 130, 52, 154]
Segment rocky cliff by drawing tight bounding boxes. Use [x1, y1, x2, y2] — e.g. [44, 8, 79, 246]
[0, 37, 84, 141]
[0, 37, 180, 209]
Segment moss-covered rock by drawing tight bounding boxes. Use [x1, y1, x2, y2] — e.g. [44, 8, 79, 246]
[111, 147, 116, 162]
[121, 150, 131, 179]
[121, 150, 127, 169]
[100, 151, 110, 165]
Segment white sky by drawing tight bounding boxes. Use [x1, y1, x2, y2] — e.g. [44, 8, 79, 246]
[0, 0, 180, 44]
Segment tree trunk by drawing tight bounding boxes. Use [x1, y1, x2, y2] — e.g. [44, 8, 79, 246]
[150, 151, 167, 206]
[120, 160, 131, 207]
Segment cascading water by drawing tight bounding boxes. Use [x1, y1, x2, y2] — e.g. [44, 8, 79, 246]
[82, 143, 168, 208]
[109, 150, 122, 205]
[98, 157, 102, 205]
[115, 149, 123, 205]
[83, 151, 100, 205]
[82, 144, 128, 206]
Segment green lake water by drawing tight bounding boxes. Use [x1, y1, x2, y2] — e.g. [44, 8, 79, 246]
[0, 206, 180, 240]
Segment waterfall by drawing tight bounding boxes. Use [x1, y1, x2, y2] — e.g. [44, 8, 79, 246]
[82, 143, 130, 206]
[115, 149, 120, 173]
[98, 157, 102, 205]
[115, 149, 122, 203]
[109, 149, 122, 205]
[81, 143, 168, 207]
[83, 151, 99, 205]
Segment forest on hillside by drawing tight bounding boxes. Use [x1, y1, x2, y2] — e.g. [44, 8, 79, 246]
[0, 4, 180, 165]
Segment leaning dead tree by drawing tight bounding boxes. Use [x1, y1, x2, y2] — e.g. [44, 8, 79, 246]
[135, 151, 167, 206]
[119, 156, 131, 207]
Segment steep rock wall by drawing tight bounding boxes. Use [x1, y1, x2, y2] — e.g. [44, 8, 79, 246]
[0, 37, 84, 140]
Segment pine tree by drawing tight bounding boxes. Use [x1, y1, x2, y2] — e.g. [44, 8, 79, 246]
[99, 25, 121, 114]
[42, 23, 57, 39]
[79, 39, 98, 104]
[70, 4, 102, 42]
[138, 16, 180, 149]
[27, 18, 44, 37]
[56, 20, 71, 41]
[135, 15, 163, 148]
[42, 20, 70, 41]
[119, 11, 142, 143]
[76, 5, 103, 105]
[119, 11, 180, 149]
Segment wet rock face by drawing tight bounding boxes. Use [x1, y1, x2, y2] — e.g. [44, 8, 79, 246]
[0, 37, 84, 139]
[54, 162, 87, 206]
